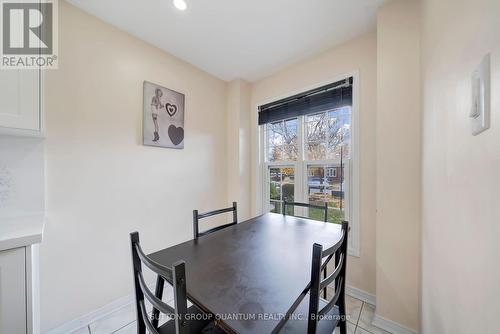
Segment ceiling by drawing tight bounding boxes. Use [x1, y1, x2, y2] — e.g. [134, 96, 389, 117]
[66, 0, 387, 82]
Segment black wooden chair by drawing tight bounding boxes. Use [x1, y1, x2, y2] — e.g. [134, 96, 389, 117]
[283, 200, 330, 298]
[279, 221, 349, 334]
[192, 202, 238, 239]
[282, 201, 328, 223]
[130, 232, 225, 334]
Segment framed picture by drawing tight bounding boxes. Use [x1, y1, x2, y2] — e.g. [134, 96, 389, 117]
[143, 81, 185, 148]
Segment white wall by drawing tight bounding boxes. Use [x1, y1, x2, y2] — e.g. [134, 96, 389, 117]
[0, 137, 44, 218]
[226, 80, 252, 221]
[250, 33, 377, 296]
[41, 1, 228, 331]
[375, 0, 421, 331]
[421, 0, 500, 332]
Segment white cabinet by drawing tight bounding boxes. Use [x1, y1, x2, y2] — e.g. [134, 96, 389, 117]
[0, 247, 27, 334]
[0, 216, 43, 334]
[0, 69, 43, 136]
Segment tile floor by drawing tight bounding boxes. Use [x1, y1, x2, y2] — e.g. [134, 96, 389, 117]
[327, 287, 390, 334]
[71, 288, 390, 334]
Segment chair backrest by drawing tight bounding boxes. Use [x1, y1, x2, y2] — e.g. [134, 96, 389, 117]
[192, 202, 238, 239]
[282, 201, 329, 223]
[130, 232, 189, 334]
[278, 221, 349, 333]
[307, 220, 349, 332]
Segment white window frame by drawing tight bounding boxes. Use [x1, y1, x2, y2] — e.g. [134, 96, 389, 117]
[256, 72, 360, 257]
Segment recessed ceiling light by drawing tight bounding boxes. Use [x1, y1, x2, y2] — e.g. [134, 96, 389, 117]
[173, 0, 187, 11]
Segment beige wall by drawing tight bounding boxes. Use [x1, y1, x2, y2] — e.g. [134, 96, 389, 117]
[421, 0, 500, 332]
[375, 0, 421, 331]
[41, 1, 228, 331]
[226, 80, 252, 221]
[250, 32, 377, 295]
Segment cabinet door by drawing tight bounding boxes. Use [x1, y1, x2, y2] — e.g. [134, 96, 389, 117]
[0, 69, 40, 132]
[0, 247, 27, 334]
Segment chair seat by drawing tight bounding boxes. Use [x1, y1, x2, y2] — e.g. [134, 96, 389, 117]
[280, 296, 340, 334]
[158, 305, 226, 334]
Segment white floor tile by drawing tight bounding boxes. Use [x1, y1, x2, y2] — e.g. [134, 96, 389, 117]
[90, 282, 174, 334]
[112, 321, 136, 334]
[357, 303, 391, 334]
[70, 326, 90, 334]
[326, 288, 363, 325]
[334, 321, 356, 334]
[355, 326, 373, 334]
[89, 304, 136, 334]
[345, 295, 363, 324]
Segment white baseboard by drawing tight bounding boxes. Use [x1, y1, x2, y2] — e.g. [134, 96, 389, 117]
[44, 294, 134, 334]
[345, 285, 376, 306]
[345, 286, 418, 334]
[372, 314, 418, 334]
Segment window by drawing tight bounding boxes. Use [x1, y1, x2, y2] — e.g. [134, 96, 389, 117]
[267, 119, 298, 162]
[266, 118, 298, 215]
[305, 109, 351, 161]
[307, 164, 344, 224]
[326, 168, 337, 178]
[258, 76, 359, 256]
[269, 167, 295, 214]
[263, 107, 350, 225]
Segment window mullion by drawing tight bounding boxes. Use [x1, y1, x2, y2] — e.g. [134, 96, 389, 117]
[296, 116, 305, 217]
[297, 116, 305, 205]
[299, 115, 305, 162]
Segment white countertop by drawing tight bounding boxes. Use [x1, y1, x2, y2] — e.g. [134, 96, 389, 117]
[0, 214, 45, 251]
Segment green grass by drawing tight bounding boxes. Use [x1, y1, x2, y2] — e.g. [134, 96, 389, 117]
[308, 207, 344, 224]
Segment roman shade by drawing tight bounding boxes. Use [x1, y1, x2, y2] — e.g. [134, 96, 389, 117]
[258, 77, 353, 125]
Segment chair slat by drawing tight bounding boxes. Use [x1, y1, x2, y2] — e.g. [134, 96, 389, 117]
[134, 243, 173, 282]
[322, 229, 345, 257]
[318, 278, 343, 317]
[320, 253, 334, 272]
[197, 207, 235, 219]
[320, 253, 344, 290]
[197, 222, 237, 237]
[137, 271, 175, 316]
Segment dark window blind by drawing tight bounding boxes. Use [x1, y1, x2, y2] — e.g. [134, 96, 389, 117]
[258, 77, 353, 125]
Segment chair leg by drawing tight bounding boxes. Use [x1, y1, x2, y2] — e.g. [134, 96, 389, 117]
[339, 318, 347, 334]
[338, 286, 347, 334]
[322, 267, 327, 299]
[151, 275, 165, 329]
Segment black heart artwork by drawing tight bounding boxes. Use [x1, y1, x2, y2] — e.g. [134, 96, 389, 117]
[165, 103, 177, 117]
[168, 125, 184, 146]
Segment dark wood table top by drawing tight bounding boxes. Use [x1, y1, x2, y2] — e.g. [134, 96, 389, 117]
[148, 212, 343, 334]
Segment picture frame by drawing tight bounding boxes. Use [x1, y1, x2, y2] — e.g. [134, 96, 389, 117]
[143, 81, 185, 148]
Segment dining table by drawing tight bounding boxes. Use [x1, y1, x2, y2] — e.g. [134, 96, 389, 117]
[148, 212, 343, 334]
